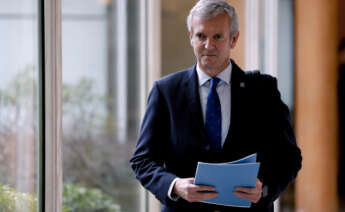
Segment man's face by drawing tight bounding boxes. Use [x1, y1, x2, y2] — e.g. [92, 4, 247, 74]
[189, 13, 239, 75]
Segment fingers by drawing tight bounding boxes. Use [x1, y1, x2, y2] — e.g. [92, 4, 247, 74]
[173, 178, 218, 202]
[190, 190, 218, 202]
[173, 178, 263, 203]
[234, 191, 261, 203]
[234, 179, 262, 203]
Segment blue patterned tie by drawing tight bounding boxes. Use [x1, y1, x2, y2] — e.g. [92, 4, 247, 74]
[205, 77, 221, 152]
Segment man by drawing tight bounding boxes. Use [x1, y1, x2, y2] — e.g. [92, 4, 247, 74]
[130, 0, 302, 211]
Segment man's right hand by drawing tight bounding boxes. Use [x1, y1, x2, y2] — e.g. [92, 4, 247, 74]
[172, 178, 218, 202]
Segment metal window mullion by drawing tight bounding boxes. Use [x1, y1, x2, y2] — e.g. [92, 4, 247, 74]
[147, 0, 161, 88]
[147, 0, 162, 212]
[39, 0, 63, 211]
[263, 0, 280, 211]
[263, 0, 279, 77]
[115, 0, 128, 144]
[38, 0, 45, 210]
[139, 0, 149, 211]
[244, 0, 260, 70]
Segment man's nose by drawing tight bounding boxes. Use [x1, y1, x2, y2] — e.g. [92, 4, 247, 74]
[204, 38, 216, 49]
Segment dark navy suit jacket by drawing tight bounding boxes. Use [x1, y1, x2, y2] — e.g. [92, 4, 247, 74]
[130, 60, 302, 212]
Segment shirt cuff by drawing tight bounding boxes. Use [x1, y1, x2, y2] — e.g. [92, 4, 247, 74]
[167, 178, 180, 201]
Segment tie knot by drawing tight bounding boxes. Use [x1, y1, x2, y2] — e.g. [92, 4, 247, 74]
[210, 77, 220, 89]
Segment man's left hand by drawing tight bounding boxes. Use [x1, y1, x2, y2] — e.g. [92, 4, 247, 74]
[234, 179, 262, 203]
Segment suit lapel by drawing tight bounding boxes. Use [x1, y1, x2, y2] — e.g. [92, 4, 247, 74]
[183, 65, 208, 142]
[222, 60, 247, 151]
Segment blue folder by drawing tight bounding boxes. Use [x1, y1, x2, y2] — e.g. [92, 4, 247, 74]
[194, 153, 260, 207]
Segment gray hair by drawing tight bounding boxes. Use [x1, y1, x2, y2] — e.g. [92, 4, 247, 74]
[187, 0, 239, 37]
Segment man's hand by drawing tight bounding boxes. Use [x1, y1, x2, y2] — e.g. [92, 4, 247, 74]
[173, 178, 218, 202]
[234, 179, 263, 203]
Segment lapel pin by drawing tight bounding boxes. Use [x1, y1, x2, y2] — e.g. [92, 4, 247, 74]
[240, 82, 245, 88]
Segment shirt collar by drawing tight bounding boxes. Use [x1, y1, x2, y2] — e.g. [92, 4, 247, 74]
[196, 62, 232, 87]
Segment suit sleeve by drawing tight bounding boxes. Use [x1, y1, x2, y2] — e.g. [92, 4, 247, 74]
[256, 76, 302, 207]
[129, 81, 177, 205]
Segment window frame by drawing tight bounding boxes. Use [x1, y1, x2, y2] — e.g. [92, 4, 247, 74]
[38, 0, 63, 211]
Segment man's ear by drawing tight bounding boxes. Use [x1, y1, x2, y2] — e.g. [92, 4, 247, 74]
[230, 31, 240, 49]
[188, 31, 193, 46]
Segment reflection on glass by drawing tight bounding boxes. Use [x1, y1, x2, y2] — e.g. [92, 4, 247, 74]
[62, 0, 142, 211]
[0, 0, 39, 211]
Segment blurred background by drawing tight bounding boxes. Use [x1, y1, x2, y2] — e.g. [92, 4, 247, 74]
[0, 0, 343, 211]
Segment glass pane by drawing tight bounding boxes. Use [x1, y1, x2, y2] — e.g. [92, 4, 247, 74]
[0, 0, 39, 211]
[61, 0, 142, 211]
[161, 1, 196, 77]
